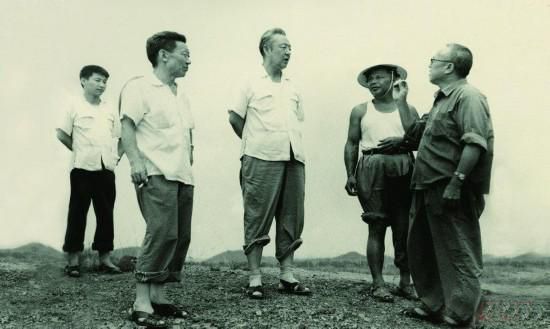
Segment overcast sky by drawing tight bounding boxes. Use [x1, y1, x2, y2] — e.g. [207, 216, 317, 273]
[1, 0, 549, 259]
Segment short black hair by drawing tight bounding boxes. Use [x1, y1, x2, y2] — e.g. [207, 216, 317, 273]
[259, 28, 286, 57]
[146, 31, 187, 67]
[79, 65, 109, 80]
[447, 43, 473, 78]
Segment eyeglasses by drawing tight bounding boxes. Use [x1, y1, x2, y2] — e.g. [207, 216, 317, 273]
[430, 58, 454, 65]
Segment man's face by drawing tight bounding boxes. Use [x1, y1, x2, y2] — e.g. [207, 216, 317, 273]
[164, 41, 191, 78]
[429, 47, 454, 84]
[265, 34, 291, 69]
[365, 68, 393, 98]
[81, 73, 107, 97]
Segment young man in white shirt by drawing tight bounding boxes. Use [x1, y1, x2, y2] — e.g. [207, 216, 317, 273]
[56, 65, 122, 278]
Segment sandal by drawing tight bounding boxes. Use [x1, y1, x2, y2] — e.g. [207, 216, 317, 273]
[389, 284, 418, 300]
[152, 303, 188, 318]
[129, 309, 167, 328]
[278, 280, 312, 296]
[98, 263, 123, 274]
[442, 314, 484, 328]
[246, 285, 264, 299]
[400, 305, 442, 324]
[370, 285, 394, 303]
[64, 265, 80, 278]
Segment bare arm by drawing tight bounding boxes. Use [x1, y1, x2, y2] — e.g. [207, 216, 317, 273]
[189, 129, 194, 166]
[392, 80, 419, 131]
[228, 110, 245, 139]
[56, 128, 73, 151]
[397, 102, 420, 132]
[120, 116, 148, 185]
[344, 105, 366, 196]
[117, 139, 125, 159]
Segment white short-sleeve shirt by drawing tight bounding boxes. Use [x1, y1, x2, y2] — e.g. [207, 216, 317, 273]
[230, 69, 305, 163]
[120, 73, 195, 185]
[58, 93, 120, 171]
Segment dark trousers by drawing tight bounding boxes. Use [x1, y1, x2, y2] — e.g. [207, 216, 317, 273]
[63, 168, 116, 253]
[408, 181, 485, 323]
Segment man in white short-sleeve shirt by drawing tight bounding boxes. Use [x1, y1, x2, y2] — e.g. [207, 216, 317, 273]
[228, 28, 311, 299]
[120, 31, 193, 327]
[56, 65, 122, 278]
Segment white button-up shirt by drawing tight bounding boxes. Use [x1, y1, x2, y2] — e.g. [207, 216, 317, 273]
[58, 94, 120, 171]
[231, 69, 305, 163]
[120, 74, 195, 185]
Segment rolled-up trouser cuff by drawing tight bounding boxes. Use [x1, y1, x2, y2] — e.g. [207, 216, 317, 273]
[243, 236, 271, 255]
[135, 270, 182, 283]
[361, 211, 386, 224]
[91, 243, 114, 253]
[276, 238, 303, 261]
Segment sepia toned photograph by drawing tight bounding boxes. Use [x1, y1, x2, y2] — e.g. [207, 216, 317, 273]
[0, 1, 549, 328]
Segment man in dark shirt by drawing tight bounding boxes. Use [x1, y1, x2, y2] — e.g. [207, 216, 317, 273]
[394, 43, 494, 328]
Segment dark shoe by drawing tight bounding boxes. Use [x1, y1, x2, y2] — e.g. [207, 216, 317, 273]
[246, 285, 264, 299]
[400, 305, 443, 324]
[98, 263, 123, 274]
[64, 265, 80, 278]
[129, 309, 167, 328]
[390, 284, 418, 300]
[152, 303, 188, 318]
[278, 280, 312, 296]
[370, 285, 394, 303]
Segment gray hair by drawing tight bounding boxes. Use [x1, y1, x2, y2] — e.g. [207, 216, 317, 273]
[259, 28, 286, 57]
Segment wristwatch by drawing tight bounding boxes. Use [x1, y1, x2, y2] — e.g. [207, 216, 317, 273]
[453, 171, 466, 181]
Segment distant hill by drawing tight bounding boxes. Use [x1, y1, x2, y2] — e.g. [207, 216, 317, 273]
[203, 250, 277, 266]
[484, 252, 550, 266]
[333, 251, 364, 261]
[512, 252, 547, 261]
[0, 243, 63, 260]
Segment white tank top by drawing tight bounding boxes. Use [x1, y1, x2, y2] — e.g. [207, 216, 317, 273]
[359, 101, 405, 151]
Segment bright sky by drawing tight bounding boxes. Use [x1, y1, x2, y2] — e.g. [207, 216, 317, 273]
[1, 0, 549, 259]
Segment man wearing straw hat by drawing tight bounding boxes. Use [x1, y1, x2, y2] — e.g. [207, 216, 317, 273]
[344, 63, 419, 302]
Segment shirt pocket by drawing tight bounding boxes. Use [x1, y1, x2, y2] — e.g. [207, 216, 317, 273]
[427, 109, 458, 139]
[148, 109, 175, 129]
[289, 94, 304, 121]
[249, 91, 273, 114]
[74, 115, 94, 130]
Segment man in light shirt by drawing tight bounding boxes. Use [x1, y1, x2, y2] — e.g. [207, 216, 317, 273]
[228, 28, 311, 299]
[56, 65, 122, 278]
[120, 31, 193, 328]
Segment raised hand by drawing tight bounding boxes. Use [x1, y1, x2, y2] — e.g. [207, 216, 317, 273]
[392, 79, 409, 102]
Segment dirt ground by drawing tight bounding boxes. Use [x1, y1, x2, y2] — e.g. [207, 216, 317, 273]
[1, 251, 549, 329]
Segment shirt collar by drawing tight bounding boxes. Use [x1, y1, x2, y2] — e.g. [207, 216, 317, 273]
[80, 91, 104, 106]
[146, 71, 177, 88]
[259, 66, 290, 81]
[434, 78, 467, 97]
